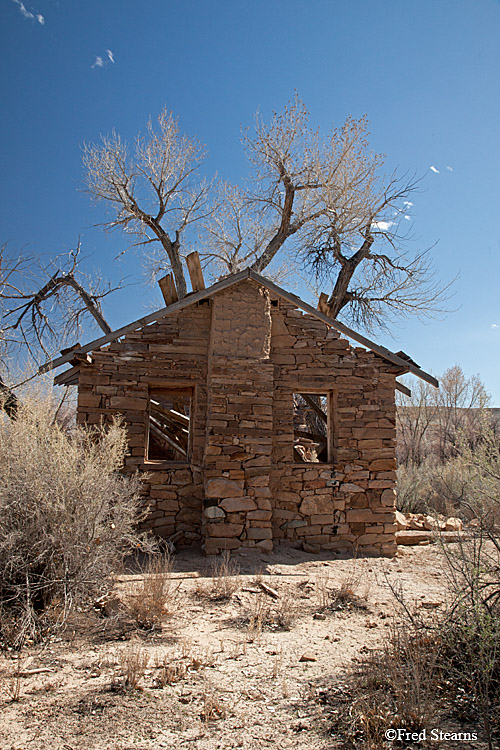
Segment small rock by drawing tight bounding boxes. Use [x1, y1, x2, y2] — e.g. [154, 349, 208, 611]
[204, 506, 226, 519]
[302, 542, 320, 553]
[299, 652, 317, 662]
[445, 517, 463, 532]
[313, 612, 327, 620]
[395, 509, 407, 530]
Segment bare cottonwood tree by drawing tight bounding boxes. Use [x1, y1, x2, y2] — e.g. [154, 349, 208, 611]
[397, 365, 491, 465]
[84, 96, 450, 329]
[0, 241, 119, 369]
[83, 109, 210, 299]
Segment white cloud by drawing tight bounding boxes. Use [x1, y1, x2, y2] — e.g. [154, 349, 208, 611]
[429, 166, 440, 174]
[92, 50, 115, 69]
[12, 0, 44, 24]
[491, 324, 499, 330]
[403, 200, 413, 207]
[404, 215, 411, 221]
[372, 220, 394, 232]
[446, 165, 454, 172]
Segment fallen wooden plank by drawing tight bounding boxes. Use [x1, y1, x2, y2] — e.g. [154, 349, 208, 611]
[258, 581, 279, 599]
[19, 668, 55, 676]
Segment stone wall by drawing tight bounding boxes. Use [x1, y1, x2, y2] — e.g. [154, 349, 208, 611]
[76, 301, 212, 544]
[75, 277, 399, 556]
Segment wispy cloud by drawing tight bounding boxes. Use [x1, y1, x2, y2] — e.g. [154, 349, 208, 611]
[92, 49, 115, 69]
[491, 324, 499, 330]
[403, 200, 413, 208]
[12, 0, 44, 24]
[429, 165, 440, 174]
[446, 165, 454, 172]
[372, 220, 395, 232]
[404, 215, 411, 221]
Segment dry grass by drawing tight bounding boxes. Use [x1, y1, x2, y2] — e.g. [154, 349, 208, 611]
[3, 659, 22, 702]
[316, 567, 368, 613]
[195, 551, 240, 602]
[118, 644, 150, 690]
[322, 619, 441, 749]
[123, 553, 178, 630]
[201, 682, 228, 722]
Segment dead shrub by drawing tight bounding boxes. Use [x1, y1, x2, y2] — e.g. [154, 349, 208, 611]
[323, 620, 441, 749]
[0, 395, 154, 648]
[245, 589, 298, 636]
[196, 550, 240, 602]
[316, 567, 368, 613]
[123, 553, 178, 630]
[118, 644, 150, 690]
[201, 682, 227, 722]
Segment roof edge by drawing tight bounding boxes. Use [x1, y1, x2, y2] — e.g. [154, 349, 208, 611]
[40, 268, 438, 388]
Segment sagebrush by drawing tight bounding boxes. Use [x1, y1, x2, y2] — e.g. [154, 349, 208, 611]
[0, 395, 153, 647]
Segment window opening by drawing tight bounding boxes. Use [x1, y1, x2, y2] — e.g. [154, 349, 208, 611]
[147, 388, 192, 461]
[293, 392, 331, 463]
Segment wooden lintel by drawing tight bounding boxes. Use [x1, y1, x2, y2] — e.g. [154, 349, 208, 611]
[317, 293, 330, 315]
[158, 274, 178, 306]
[186, 251, 205, 292]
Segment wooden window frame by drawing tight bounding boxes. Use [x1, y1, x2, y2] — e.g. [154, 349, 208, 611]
[292, 390, 336, 465]
[145, 386, 194, 466]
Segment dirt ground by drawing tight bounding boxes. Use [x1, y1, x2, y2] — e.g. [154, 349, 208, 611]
[0, 543, 481, 750]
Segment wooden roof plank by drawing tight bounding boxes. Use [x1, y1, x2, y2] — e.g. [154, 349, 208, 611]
[158, 273, 178, 306]
[186, 251, 205, 291]
[395, 381, 412, 397]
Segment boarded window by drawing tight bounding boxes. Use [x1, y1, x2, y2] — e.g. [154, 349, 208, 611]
[293, 392, 333, 463]
[147, 388, 192, 462]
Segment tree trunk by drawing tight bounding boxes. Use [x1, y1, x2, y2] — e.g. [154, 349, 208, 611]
[327, 233, 374, 318]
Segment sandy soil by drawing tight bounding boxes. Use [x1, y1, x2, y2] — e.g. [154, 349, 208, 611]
[0, 544, 472, 750]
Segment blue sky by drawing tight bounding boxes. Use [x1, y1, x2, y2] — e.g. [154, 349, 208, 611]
[1, 0, 500, 401]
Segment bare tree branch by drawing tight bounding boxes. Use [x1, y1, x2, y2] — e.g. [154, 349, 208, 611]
[0, 241, 122, 367]
[83, 109, 210, 298]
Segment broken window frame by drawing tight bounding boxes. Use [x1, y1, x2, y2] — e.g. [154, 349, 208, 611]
[146, 387, 193, 464]
[292, 391, 336, 464]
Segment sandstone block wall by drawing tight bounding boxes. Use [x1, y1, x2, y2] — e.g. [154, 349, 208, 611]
[75, 278, 399, 557]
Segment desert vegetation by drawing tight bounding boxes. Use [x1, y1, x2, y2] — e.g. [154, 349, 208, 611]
[0, 378, 499, 749]
[0, 391, 155, 649]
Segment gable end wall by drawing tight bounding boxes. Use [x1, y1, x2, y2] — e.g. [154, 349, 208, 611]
[76, 279, 398, 557]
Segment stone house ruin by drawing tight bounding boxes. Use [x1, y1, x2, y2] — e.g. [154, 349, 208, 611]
[43, 264, 437, 557]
